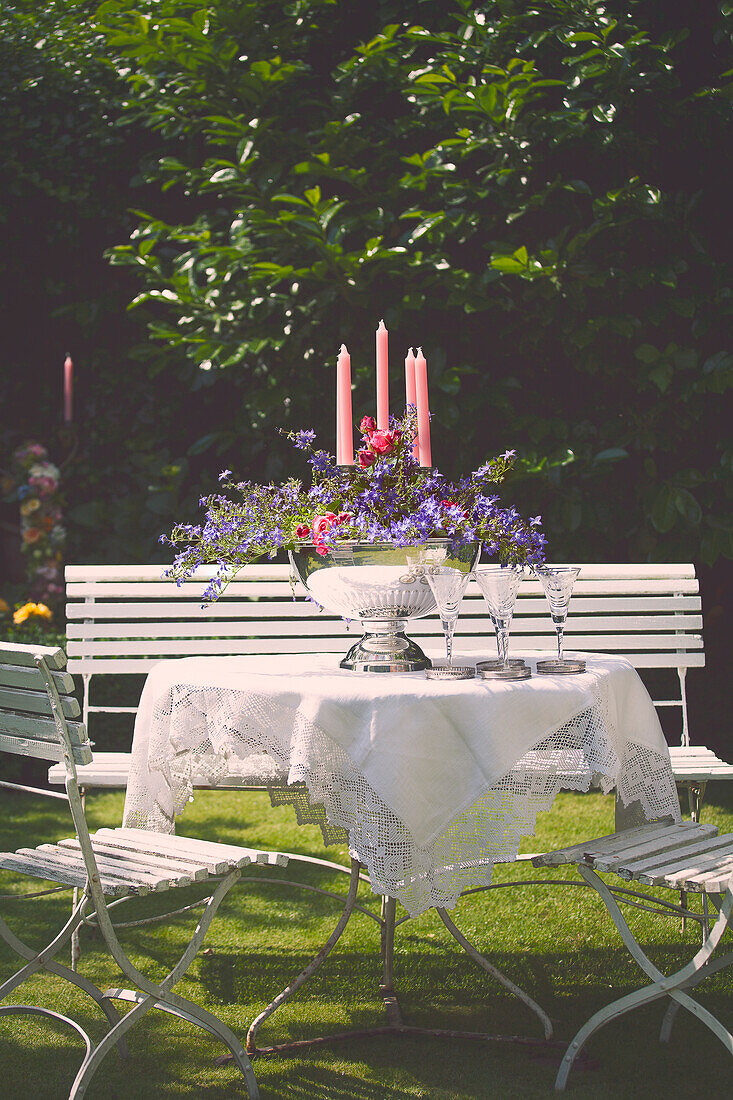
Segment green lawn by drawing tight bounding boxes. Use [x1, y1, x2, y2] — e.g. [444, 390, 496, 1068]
[0, 785, 731, 1099]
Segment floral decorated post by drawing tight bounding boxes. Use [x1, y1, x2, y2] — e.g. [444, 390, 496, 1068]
[10, 442, 66, 607]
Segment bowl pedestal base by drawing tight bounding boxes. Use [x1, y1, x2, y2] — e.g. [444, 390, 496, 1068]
[340, 619, 432, 673]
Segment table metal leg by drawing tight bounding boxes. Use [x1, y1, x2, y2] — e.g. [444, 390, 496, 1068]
[379, 895, 403, 1027]
[245, 858, 363, 1055]
[436, 907, 553, 1039]
[237, 859, 571, 1064]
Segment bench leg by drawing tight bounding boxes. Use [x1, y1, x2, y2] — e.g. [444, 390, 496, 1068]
[70, 788, 86, 971]
[687, 781, 706, 823]
[679, 783, 706, 935]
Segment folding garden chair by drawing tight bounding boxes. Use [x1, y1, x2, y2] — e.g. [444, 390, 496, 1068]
[0, 640, 288, 1098]
[534, 821, 733, 1090]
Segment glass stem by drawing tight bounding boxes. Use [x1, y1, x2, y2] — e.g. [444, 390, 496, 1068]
[555, 622, 564, 662]
[496, 621, 510, 668]
[443, 619, 456, 666]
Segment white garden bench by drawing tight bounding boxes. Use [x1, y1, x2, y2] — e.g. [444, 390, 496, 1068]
[50, 562, 731, 816]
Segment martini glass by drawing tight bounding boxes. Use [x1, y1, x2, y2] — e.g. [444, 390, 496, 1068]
[424, 567, 474, 678]
[536, 565, 585, 673]
[473, 565, 529, 680]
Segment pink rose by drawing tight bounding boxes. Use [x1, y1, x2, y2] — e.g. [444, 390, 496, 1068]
[314, 540, 330, 556]
[369, 429, 399, 456]
[360, 416, 376, 434]
[295, 523, 311, 539]
[336, 512, 351, 525]
[357, 449, 376, 469]
[313, 513, 337, 535]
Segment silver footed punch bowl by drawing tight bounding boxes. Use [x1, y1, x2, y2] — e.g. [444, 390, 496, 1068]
[289, 540, 481, 672]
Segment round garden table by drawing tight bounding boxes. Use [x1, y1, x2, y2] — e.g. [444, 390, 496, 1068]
[122, 651, 681, 1055]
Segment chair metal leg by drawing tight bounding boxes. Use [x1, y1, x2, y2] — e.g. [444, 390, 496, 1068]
[659, 948, 733, 1043]
[0, 1004, 93, 1056]
[70, 788, 87, 972]
[555, 868, 733, 1091]
[84, 870, 259, 1099]
[0, 896, 129, 1060]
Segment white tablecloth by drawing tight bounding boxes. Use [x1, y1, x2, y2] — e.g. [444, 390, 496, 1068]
[122, 653, 680, 915]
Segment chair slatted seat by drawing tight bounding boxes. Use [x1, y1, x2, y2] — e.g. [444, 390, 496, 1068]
[0, 639, 287, 1098]
[52, 562, 729, 818]
[0, 833, 286, 898]
[534, 821, 733, 1089]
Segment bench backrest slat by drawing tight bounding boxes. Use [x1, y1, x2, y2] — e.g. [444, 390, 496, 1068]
[66, 613, 703, 638]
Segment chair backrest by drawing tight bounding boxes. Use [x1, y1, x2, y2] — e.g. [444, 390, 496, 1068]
[0, 640, 92, 767]
[0, 640, 113, 915]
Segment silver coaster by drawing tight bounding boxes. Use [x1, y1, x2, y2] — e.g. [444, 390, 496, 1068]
[476, 658, 528, 672]
[426, 666, 475, 680]
[480, 665, 532, 681]
[535, 658, 586, 675]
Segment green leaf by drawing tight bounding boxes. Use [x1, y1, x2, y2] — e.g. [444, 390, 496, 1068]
[650, 487, 677, 533]
[593, 448, 629, 462]
[592, 104, 616, 123]
[209, 168, 239, 183]
[649, 362, 674, 392]
[565, 32, 602, 44]
[674, 488, 702, 526]
[490, 257, 526, 273]
[186, 434, 217, 456]
[634, 344, 659, 364]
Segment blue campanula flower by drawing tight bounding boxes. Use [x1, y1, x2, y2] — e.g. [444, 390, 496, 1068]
[162, 411, 545, 598]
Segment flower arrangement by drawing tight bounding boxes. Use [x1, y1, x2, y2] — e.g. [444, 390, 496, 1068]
[8, 442, 66, 606]
[165, 409, 546, 602]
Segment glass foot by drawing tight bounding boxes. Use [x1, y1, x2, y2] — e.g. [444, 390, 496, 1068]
[425, 666, 475, 680]
[476, 658, 527, 672]
[479, 665, 532, 681]
[535, 658, 586, 675]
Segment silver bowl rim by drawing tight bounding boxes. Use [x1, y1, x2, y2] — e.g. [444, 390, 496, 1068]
[290, 538, 479, 551]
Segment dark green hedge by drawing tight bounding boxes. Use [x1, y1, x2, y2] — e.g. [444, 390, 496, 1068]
[1, 0, 731, 566]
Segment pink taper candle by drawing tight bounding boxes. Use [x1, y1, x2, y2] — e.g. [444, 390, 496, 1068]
[376, 319, 389, 429]
[336, 343, 353, 465]
[63, 353, 73, 424]
[414, 346, 432, 467]
[404, 347, 418, 459]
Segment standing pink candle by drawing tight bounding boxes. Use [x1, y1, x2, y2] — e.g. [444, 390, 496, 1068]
[414, 346, 432, 467]
[376, 319, 389, 429]
[63, 353, 73, 424]
[404, 347, 419, 459]
[336, 343, 353, 465]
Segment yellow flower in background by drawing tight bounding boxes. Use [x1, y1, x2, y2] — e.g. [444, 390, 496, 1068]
[20, 498, 41, 516]
[13, 602, 53, 625]
[0, 599, 10, 616]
